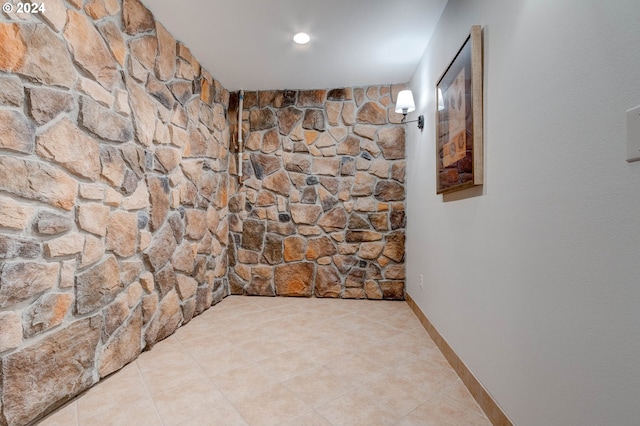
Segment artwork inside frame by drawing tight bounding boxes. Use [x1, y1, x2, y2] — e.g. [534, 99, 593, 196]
[435, 25, 483, 194]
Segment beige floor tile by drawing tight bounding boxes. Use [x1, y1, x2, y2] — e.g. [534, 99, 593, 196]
[315, 390, 401, 426]
[260, 348, 325, 382]
[281, 410, 333, 426]
[79, 398, 162, 425]
[152, 378, 227, 424]
[41, 296, 491, 426]
[37, 401, 77, 426]
[211, 363, 279, 402]
[231, 383, 311, 426]
[405, 392, 492, 426]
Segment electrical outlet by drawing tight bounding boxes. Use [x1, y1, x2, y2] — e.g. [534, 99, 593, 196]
[419, 274, 424, 289]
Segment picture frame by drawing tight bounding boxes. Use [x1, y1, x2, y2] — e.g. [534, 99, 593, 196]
[435, 25, 483, 194]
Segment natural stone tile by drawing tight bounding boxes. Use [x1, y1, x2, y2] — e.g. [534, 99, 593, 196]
[0, 235, 41, 260]
[262, 233, 283, 265]
[123, 0, 155, 35]
[0, 75, 23, 107]
[380, 281, 404, 300]
[377, 126, 405, 160]
[36, 118, 101, 181]
[0, 110, 34, 154]
[383, 231, 405, 263]
[106, 210, 138, 257]
[23, 292, 73, 338]
[76, 77, 114, 107]
[99, 306, 142, 377]
[26, 87, 74, 125]
[375, 180, 405, 201]
[302, 109, 325, 131]
[147, 176, 170, 231]
[290, 204, 322, 225]
[80, 96, 134, 143]
[1, 318, 100, 426]
[81, 235, 104, 268]
[274, 262, 314, 296]
[126, 77, 157, 147]
[97, 20, 126, 65]
[315, 265, 342, 297]
[0, 196, 34, 230]
[305, 236, 337, 260]
[144, 289, 182, 348]
[0, 22, 77, 88]
[357, 102, 387, 125]
[0, 311, 22, 352]
[44, 232, 85, 258]
[297, 89, 326, 107]
[263, 170, 291, 196]
[100, 145, 128, 187]
[76, 255, 121, 314]
[64, 10, 118, 90]
[144, 223, 177, 272]
[0, 261, 59, 308]
[250, 108, 277, 131]
[33, 211, 73, 236]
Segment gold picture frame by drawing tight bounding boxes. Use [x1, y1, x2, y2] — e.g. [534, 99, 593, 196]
[435, 25, 483, 194]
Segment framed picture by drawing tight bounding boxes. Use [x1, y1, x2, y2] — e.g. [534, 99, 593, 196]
[435, 25, 483, 194]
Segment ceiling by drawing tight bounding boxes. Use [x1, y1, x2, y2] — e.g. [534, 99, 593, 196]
[142, 0, 448, 92]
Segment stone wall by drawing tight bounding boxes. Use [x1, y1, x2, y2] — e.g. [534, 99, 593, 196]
[226, 86, 407, 300]
[0, 0, 229, 424]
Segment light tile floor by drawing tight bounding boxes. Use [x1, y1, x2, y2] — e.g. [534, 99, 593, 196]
[38, 296, 491, 426]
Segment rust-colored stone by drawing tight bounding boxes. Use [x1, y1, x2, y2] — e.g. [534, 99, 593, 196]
[274, 262, 314, 296]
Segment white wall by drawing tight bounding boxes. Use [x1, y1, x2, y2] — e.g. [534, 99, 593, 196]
[405, 1, 640, 424]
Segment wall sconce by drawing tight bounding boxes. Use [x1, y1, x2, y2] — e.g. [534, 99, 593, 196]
[395, 89, 424, 130]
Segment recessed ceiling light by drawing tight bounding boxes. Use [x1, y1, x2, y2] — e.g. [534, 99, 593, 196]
[293, 32, 311, 45]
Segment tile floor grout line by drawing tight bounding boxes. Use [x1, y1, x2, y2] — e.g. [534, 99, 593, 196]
[133, 359, 167, 426]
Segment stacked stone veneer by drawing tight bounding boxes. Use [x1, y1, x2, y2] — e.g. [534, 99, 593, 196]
[0, 0, 229, 424]
[227, 86, 407, 300]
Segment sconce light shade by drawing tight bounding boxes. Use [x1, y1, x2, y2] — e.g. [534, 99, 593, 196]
[395, 90, 416, 114]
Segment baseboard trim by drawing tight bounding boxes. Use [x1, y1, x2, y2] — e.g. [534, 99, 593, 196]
[405, 293, 513, 426]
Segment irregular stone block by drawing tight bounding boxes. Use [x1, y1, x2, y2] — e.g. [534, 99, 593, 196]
[380, 281, 405, 300]
[155, 22, 176, 81]
[0, 261, 59, 309]
[172, 242, 197, 274]
[147, 176, 170, 231]
[0, 196, 34, 230]
[75, 255, 121, 315]
[144, 223, 177, 272]
[33, 210, 72, 236]
[0, 23, 76, 88]
[377, 126, 405, 160]
[274, 262, 314, 297]
[242, 219, 265, 251]
[357, 102, 387, 125]
[345, 230, 383, 243]
[23, 293, 74, 338]
[297, 89, 326, 107]
[262, 234, 283, 265]
[63, 10, 118, 90]
[383, 231, 405, 263]
[176, 274, 198, 300]
[26, 87, 74, 125]
[0, 311, 22, 352]
[318, 208, 347, 232]
[315, 265, 342, 298]
[81, 235, 105, 268]
[276, 107, 303, 135]
[44, 233, 85, 258]
[306, 236, 337, 260]
[99, 306, 142, 378]
[126, 78, 157, 147]
[250, 108, 277, 131]
[246, 276, 274, 296]
[263, 170, 291, 196]
[79, 96, 133, 142]
[97, 20, 126, 66]
[374, 181, 405, 202]
[364, 280, 383, 300]
[106, 210, 138, 257]
[122, 0, 155, 35]
[1, 318, 100, 426]
[250, 153, 281, 179]
[145, 289, 182, 348]
[290, 204, 322, 225]
[0, 110, 35, 154]
[0, 235, 41, 259]
[36, 118, 101, 181]
[0, 75, 23, 107]
[0, 156, 78, 210]
[302, 109, 325, 131]
[184, 209, 207, 240]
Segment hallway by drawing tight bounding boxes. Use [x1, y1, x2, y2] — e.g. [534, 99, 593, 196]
[38, 296, 490, 425]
